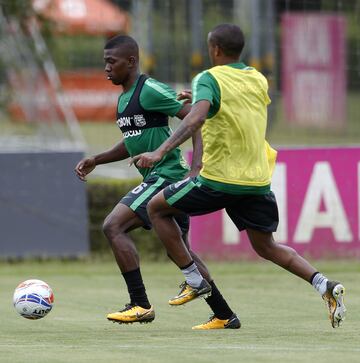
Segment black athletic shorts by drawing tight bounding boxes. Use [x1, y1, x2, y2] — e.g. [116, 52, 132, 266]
[163, 177, 279, 233]
[120, 175, 189, 233]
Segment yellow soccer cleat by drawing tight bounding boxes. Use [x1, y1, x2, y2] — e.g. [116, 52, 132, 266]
[322, 281, 346, 328]
[107, 304, 155, 324]
[192, 314, 241, 330]
[169, 280, 212, 306]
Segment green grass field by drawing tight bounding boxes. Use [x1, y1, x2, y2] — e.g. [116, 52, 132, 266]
[0, 259, 359, 363]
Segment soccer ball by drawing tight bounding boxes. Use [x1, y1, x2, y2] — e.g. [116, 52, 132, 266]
[13, 279, 54, 320]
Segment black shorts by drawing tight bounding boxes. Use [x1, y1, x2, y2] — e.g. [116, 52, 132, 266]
[163, 177, 279, 233]
[120, 176, 189, 234]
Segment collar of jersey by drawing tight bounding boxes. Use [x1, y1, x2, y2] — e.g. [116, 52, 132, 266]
[118, 75, 142, 114]
[121, 75, 141, 97]
[225, 62, 249, 70]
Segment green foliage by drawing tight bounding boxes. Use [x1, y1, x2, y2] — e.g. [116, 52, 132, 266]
[347, 37, 360, 90]
[0, 0, 34, 19]
[87, 177, 167, 260]
[0, 0, 54, 39]
[49, 35, 105, 70]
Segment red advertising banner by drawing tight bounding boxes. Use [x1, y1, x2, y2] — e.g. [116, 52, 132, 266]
[281, 14, 346, 128]
[190, 147, 360, 259]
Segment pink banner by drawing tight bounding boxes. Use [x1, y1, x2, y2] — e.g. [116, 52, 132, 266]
[190, 147, 360, 259]
[281, 14, 346, 128]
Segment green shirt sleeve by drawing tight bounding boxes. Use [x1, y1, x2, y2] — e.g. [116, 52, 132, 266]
[140, 78, 183, 117]
[191, 71, 220, 118]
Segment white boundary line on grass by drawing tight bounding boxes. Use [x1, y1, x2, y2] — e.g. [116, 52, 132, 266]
[1, 344, 359, 352]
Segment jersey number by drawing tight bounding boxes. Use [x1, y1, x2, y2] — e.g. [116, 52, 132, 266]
[131, 183, 148, 194]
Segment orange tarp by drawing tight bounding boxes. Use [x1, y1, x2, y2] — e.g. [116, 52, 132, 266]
[33, 0, 129, 35]
[9, 71, 122, 121]
[60, 70, 122, 120]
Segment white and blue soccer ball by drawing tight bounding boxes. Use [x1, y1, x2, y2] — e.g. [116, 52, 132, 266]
[13, 279, 54, 320]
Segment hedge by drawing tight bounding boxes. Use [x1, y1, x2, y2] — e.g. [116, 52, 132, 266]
[87, 177, 168, 260]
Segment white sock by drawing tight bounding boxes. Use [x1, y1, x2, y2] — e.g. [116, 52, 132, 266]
[311, 273, 328, 295]
[181, 262, 203, 287]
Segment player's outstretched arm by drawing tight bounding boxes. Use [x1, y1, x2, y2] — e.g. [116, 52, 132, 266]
[175, 102, 191, 120]
[189, 130, 203, 177]
[174, 100, 203, 177]
[75, 140, 130, 181]
[130, 100, 210, 169]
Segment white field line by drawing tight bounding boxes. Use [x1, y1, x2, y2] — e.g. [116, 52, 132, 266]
[0, 344, 359, 352]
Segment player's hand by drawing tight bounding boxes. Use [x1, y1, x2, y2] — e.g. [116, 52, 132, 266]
[177, 89, 192, 104]
[129, 150, 163, 168]
[75, 157, 96, 181]
[186, 167, 202, 178]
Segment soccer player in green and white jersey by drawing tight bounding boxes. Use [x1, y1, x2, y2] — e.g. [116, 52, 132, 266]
[133, 24, 346, 330]
[75, 35, 239, 328]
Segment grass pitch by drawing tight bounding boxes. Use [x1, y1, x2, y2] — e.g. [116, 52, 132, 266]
[0, 259, 359, 363]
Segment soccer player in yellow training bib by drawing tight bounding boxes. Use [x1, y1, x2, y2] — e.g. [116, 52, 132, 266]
[131, 24, 346, 329]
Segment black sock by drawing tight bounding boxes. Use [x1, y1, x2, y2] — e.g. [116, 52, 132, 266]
[179, 260, 195, 270]
[122, 268, 151, 309]
[310, 271, 320, 284]
[205, 280, 234, 320]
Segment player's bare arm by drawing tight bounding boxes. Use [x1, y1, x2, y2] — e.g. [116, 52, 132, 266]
[175, 102, 203, 177]
[131, 100, 210, 168]
[175, 102, 191, 120]
[75, 140, 130, 181]
[188, 130, 203, 177]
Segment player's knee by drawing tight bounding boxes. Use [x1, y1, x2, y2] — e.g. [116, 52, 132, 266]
[253, 241, 276, 260]
[146, 199, 155, 220]
[102, 217, 114, 239]
[147, 197, 161, 220]
[255, 245, 271, 260]
[102, 216, 124, 239]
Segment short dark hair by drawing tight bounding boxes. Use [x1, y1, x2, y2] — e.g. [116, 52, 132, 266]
[104, 35, 139, 58]
[209, 24, 245, 57]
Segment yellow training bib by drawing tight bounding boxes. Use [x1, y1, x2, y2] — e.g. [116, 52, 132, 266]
[200, 65, 277, 186]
